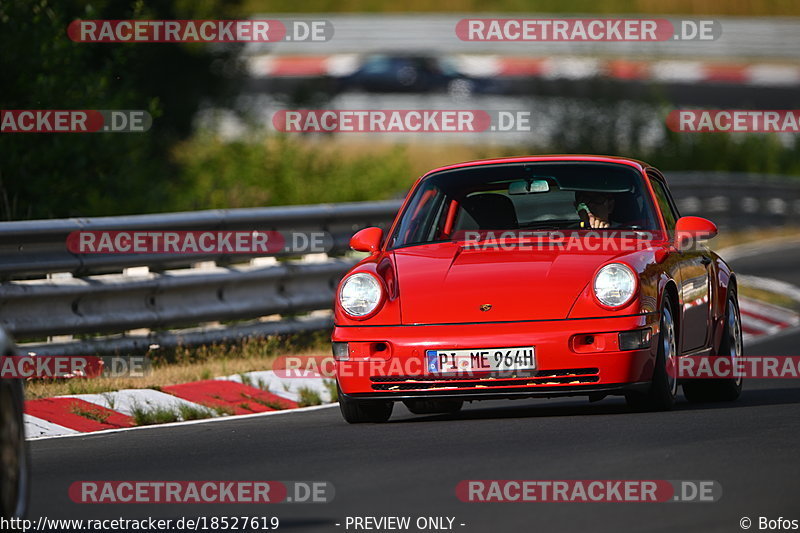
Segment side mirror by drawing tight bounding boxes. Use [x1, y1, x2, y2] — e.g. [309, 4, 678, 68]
[675, 216, 718, 248]
[350, 227, 383, 253]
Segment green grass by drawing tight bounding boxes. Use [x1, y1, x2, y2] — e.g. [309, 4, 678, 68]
[148, 331, 331, 368]
[131, 402, 225, 425]
[69, 402, 111, 424]
[131, 404, 182, 426]
[740, 285, 800, 311]
[323, 379, 338, 402]
[242, 393, 290, 410]
[170, 135, 412, 210]
[101, 392, 116, 410]
[177, 404, 216, 421]
[240, 373, 255, 387]
[208, 404, 236, 416]
[297, 386, 324, 407]
[242, 375, 273, 392]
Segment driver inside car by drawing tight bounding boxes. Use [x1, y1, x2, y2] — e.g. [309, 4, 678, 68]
[575, 191, 616, 229]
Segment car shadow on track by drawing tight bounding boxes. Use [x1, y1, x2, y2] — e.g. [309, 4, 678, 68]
[393, 398, 638, 423]
[674, 384, 800, 412]
[389, 384, 800, 423]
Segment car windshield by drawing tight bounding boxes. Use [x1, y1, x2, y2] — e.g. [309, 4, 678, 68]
[388, 161, 660, 249]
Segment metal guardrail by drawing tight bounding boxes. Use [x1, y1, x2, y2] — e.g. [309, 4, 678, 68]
[0, 202, 400, 355]
[1, 173, 798, 355]
[2, 260, 354, 338]
[0, 200, 400, 280]
[667, 172, 800, 229]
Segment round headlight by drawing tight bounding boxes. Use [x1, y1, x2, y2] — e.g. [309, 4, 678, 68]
[339, 273, 383, 317]
[593, 263, 637, 308]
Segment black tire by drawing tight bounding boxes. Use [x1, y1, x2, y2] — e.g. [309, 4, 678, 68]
[403, 399, 463, 415]
[626, 298, 679, 412]
[683, 290, 744, 403]
[1, 377, 29, 520]
[338, 385, 393, 424]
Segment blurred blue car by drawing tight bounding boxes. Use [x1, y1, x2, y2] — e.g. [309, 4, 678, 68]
[337, 52, 490, 95]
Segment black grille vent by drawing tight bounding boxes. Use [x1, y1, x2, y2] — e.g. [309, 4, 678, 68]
[369, 368, 600, 391]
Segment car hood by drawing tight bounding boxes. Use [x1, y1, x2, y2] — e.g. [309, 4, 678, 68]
[393, 243, 632, 324]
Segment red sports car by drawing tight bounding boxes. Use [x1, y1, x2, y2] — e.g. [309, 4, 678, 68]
[332, 155, 743, 423]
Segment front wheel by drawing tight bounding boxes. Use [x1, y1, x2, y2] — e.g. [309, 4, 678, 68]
[338, 385, 393, 424]
[626, 298, 678, 412]
[683, 290, 743, 402]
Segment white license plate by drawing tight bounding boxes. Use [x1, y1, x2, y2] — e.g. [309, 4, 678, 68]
[426, 347, 536, 374]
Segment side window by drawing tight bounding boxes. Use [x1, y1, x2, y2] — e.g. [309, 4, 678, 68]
[648, 177, 679, 231]
[389, 184, 445, 247]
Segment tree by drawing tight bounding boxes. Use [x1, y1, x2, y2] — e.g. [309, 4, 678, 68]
[0, 0, 242, 219]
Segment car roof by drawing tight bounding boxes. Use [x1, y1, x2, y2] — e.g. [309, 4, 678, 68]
[423, 155, 652, 177]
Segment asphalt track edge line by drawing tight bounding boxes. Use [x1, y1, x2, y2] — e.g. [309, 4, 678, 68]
[26, 403, 338, 442]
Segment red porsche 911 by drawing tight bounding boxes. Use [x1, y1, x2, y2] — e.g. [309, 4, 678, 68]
[332, 155, 743, 423]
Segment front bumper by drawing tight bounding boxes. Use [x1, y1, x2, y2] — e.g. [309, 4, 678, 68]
[333, 313, 659, 401]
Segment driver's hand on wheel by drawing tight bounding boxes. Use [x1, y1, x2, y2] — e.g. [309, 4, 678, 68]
[587, 212, 610, 228]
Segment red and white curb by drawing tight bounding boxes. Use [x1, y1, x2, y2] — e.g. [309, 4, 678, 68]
[24, 370, 333, 440]
[248, 54, 800, 87]
[738, 274, 800, 343]
[740, 296, 800, 342]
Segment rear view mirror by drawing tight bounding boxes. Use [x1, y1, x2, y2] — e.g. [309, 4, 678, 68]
[675, 216, 718, 248]
[350, 227, 383, 253]
[508, 179, 550, 195]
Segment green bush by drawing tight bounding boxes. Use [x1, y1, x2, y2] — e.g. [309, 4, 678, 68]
[646, 130, 800, 175]
[170, 134, 413, 209]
